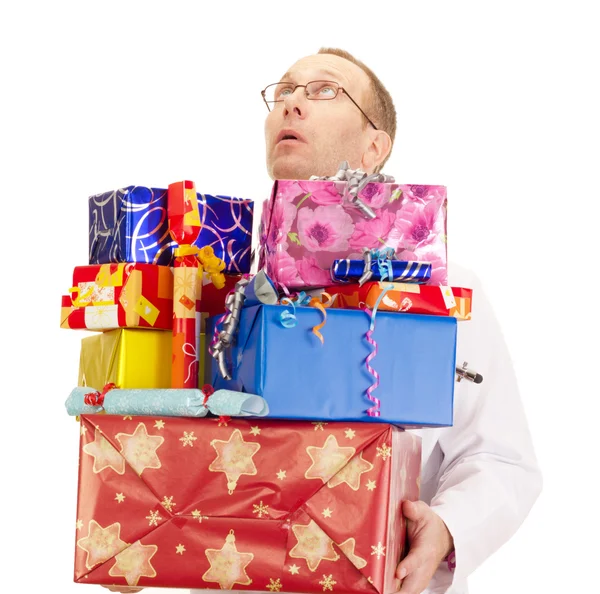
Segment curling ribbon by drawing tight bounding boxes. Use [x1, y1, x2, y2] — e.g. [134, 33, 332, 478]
[279, 298, 297, 328]
[284, 292, 329, 343]
[363, 283, 395, 417]
[83, 383, 117, 407]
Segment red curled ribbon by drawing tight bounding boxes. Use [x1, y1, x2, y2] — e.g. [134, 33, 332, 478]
[83, 383, 117, 407]
[202, 384, 215, 407]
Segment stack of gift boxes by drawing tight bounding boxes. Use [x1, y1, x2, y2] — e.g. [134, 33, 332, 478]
[61, 175, 474, 593]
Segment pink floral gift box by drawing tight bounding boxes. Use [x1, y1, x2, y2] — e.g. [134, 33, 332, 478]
[258, 180, 448, 290]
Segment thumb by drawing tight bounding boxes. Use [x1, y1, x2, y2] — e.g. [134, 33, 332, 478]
[402, 499, 425, 521]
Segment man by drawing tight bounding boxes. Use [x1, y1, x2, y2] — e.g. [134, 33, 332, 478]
[108, 48, 542, 594]
[261, 48, 542, 594]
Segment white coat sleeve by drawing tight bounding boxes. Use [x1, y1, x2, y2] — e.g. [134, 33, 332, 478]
[429, 272, 543, 587]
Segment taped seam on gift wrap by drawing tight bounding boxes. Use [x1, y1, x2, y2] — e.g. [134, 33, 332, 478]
[364, 283, 395, 417]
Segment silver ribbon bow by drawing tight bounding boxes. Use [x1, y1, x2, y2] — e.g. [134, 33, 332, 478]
[310, 161, 395, 220]
[210, 276, 251, 380]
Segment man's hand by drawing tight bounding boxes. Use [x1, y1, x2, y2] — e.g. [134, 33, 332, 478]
[393, 500, 454, 593]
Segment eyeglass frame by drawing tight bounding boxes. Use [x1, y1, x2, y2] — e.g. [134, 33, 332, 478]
[261, 80, 378, 131]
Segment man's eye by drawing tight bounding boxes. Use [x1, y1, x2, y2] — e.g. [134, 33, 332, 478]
[276, 87, 294, 99]
[319, 86, 336, 97]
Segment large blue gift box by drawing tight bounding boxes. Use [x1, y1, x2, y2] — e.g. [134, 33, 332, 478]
[88, 186, 254, 273]
[207, 304, 457, 427]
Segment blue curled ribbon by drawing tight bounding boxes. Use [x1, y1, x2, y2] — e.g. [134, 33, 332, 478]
[279, 297, 297, 328]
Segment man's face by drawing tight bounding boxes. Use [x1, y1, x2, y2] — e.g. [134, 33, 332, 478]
[264, 53, 374, 180]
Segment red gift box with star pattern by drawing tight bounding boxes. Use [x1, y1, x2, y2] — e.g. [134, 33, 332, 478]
[74, 415, 421, 592]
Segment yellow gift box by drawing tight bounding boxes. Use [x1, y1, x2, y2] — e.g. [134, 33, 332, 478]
[78, 329, 172, 389]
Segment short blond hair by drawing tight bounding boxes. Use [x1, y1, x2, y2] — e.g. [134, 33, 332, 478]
[318, 47, 396, 171]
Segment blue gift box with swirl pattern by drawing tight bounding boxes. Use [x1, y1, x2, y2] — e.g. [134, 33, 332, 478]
[206, 304, 457, 428]
[88, 186, 254, 273]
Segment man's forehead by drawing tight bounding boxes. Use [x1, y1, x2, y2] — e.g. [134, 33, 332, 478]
[281, 53, 369, 92]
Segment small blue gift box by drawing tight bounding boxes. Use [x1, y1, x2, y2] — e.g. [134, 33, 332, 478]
[206, 304, 457, 427]
[88, 186, 254, 272]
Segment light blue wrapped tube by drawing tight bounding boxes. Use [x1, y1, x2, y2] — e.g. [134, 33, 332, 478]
[65, 387, 269, 418]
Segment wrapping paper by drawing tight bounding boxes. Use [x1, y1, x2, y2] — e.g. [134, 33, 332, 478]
[78, 329, 173, 389]
[258, 181, 447, 290]
[325, 282, 473, 320]
[74, 415, 421, 592]
[330, 259, 431, 284]
[169, 180, 202, 389]
[207, 304, 457, 427]
[60, 263, 174, 330]
[88, 186, 254, 272]
[65, 386, 269, 418]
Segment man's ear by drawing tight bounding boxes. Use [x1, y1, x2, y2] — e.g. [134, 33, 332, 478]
[361, 130, 392, 173]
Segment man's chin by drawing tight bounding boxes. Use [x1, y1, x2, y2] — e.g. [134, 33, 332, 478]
[270, 154, 329, 181]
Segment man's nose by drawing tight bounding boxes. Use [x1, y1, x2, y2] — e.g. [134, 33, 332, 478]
[282, 87, 307, 119]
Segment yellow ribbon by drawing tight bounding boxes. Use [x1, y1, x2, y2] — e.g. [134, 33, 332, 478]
[197, 245, 226, 290]
[69, 285, 95, 307]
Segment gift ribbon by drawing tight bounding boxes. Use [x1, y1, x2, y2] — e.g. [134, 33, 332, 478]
[83, 382, 117, 407]
[309, 160, 395, 220]
[363, 283, 394, 417]
[279, 298, 297, 328]
[283, 291, 330, 344]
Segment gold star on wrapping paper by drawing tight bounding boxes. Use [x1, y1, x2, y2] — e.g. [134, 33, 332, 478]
[115, 493, 126, 503]
[161, 496, 176, 512]
[83, 427, 125, 475]
[77, 520, 128, 570]
[123, 415, 133, 420]
[202, 530, 254, 589]
[80, 425, 88, 436]
[146, 510, 162, 527]
[154, 420, 165, 430]
[312, 422, 328, 431]
[176, 544, 186, 555]
[321, 508, 333, 518]
[366, 480, 377, 492]
[76, 519, 83, 531]
[252, 501, 269, 518]
[371, 542, 385, 559]
[209, 429, 261, 494]
[108, 540, 158, 586]
[344, 429, 356, 440]
[180, 431, 198, 447]
[289, 564, 300, 575]
[336, 538, 367, 570]
[289, 519, 339, 572]
[376, 443, 392, 461]
[319, 574, 337, 591]
[266, 577, 283, 591]
[116, 423, 164, 476]
[249, 426, 261, 436]
[277, 470, 287, 480]
[305, 435, 356, 484]
[191, 509, 209, 523]
[327, 453, 374, 491]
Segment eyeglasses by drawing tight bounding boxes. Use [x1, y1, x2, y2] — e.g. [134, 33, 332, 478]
[261, 80, 378, 130]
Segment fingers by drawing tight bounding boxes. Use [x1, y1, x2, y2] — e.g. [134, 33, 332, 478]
[395, 545, 438, 594]
[397, 566, 432, 594]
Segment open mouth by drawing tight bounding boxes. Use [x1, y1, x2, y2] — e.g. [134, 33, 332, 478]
[276, 130, 306, 144]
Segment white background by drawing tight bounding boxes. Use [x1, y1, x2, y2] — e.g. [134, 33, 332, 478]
[1, 1, 598, 592]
